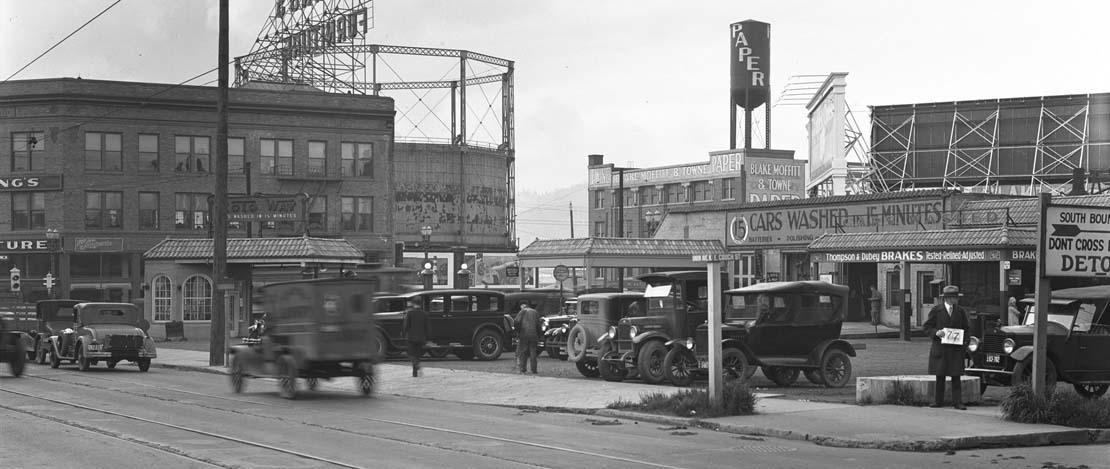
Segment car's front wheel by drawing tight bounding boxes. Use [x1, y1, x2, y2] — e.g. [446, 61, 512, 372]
[9, 339, 25, 377]
[49, 345, 60, 369]
[76, 345, 90, 371]
[762, 366, 800, 386]
[819, 349, 852, 388]
[575, 359, 599, 378]
[229, 355, 245, 393]
[278, 355, 298, 400]
[721, 347, 750, 382]
[473, 329, 504, 361]
[358, 361, 375, 397]
[137, 359, 151, 372]
[663, 347, 697, 387]
[637, 340, 667, 385]
[1012, 357, 1056, 393]
[598, 351, 628, 382]
[1073, 383, 1108, 399]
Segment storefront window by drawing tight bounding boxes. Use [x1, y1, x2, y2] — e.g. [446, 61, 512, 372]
[183, 275, 212, 321]
[153, 275, 172, 322]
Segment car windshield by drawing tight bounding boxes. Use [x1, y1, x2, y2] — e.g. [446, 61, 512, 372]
[1023, 301, 1081, 330]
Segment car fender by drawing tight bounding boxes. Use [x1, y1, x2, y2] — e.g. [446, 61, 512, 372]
[597, 334, 612, 349]
[1010, 345, 1034, 363]
[664, 337, 688, 349]
[632, 331, 669, 345]
[809, 339, 858, 364]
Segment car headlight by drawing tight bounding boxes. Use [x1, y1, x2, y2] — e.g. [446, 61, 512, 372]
[608, 326, 617, 338]
[629, 325, 638, 337]
[967, 336, 979, 352]
[1003, 338, 1015, 354]
[684, 337, 695, 350]
[541, 318, 549, 331]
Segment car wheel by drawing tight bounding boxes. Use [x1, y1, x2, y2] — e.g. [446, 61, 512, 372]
[819, 349, 852, 388]
[663, 347, 696, 387]
[230, 354, 245, 393]
[307, 377, 319, 391]
[762, 366, 800, 386]
[545, 342, 561, 359]
[1073, 383, 1108, 399]
[454, 349, 475, 360]
[721, 347, 750, 382]
[358, 361, 375, 397]
[137, 359, 151, 372]
[804, 369, 826, 385]
[278, 354, 298, 400]
[106, 360, 118, 369]
[1012, 358, 1056, 393]
[473, 329, 504, 361]
[565, 325, 589, 363]
[575, 359, 600, 378]
[637, 340, 667, 385]
[373, 330, 389, 357]
[49, 345, 60, 369]
[427, 347, 450, 359]
[598, 351, 628, 382]
[10, 340, 26, 377]
[76, 345, 90, 371]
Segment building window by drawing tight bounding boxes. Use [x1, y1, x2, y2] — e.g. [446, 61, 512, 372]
[593, 221, 606, 237]
[138, 134, 159, 172]
[341, 196, 373, 231]
[175, 136, 210, 173]
[183, 275, 212, 321]
[260, 138, 293, 176]
[175, 193, 209, 230]
[308, 141, 327, 176]
[12, 131, 45, 171]
[85, 132, 122, 171]
[723, 178, 735, 199]
[626, 189, 637, 207]
[85, 191, 122, 229]
[308, 196, 327, 232]
[228, 137, 245, 174]
[887, 271, 901, 308]
[341, 142, 373, 177]
[153, 275, 172, 322]
[139, 192, 159, 231]
[693, 181, 711, 201]
[593, 190, 605, 209]
[11, 193, 45, 230]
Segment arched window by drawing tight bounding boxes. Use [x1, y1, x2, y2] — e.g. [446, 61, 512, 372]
[152, 275, 173, 322]
[183, 275, 212, 321]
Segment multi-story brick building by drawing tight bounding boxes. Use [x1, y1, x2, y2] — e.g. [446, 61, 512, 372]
[0, 77, 395, 304]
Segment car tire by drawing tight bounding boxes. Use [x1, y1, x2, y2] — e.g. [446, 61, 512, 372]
[373, 330, 389, 357]
[637, 340, 667, 385]
[49, 345, 60, 369]
[762, 366, 800, 386]
[1073, 383, 1109, 399]
[76, 344, 90, 371]
[106, 360, 117, 369]
[358, 361, 375, 397]
[819, 349, 852, 388]
[721, 347, 750, 382]
[598, 351, 628, 382]
[565, 325, 589, 363]
[663, 347, 696, 387]
[1012, 357, 1056, 392]
[575, 359, 600, 378]
[804, 369, 825, 385]
[230, 354, 245, 393]
[473, 329, 504, 361]
[278, 354, 298, 400]
[137, 359, 151, 372]
[306, 377, 319, 391]
[10, 339, 25, 377]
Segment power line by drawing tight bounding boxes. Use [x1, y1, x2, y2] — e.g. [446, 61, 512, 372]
[3, 0, 124, 82]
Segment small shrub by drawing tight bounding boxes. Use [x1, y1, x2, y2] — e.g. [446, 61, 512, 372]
[1001, 385, 1110, 428]
[884, 380, 929, 406]
[605, 380, 757, 417]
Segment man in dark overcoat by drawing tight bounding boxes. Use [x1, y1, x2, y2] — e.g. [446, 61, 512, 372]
[402, 298, 428, 377]
[923, 285, 970, 409]
[514, 301, 542, 374]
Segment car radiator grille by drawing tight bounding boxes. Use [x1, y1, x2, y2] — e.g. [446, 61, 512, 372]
[981, 335, 1006, 354]
[107, 335, 144, 350]
[616, 324, 633, 352]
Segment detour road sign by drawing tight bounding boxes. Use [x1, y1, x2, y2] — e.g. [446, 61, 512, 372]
[1045, 204, 1110, 277]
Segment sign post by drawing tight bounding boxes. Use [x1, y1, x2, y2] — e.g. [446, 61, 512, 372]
[693, 252, 744, 405]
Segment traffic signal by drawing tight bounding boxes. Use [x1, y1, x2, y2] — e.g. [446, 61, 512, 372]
[9, 267, 21, 292]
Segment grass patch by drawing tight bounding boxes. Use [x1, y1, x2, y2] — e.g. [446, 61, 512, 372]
[884, 380, 930, 406]
[606, 380, 757, 418]
[1000, 385, 1110, 428]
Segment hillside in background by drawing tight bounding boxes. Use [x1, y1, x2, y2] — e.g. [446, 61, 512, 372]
[514, 182, 588, 245]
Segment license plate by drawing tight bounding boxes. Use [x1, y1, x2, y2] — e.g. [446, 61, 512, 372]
[986, 354, 1001, 364]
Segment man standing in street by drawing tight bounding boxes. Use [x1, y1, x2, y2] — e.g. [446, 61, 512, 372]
[515, 300, 542, 374]
[923, 285, 970, 409]
[402, 297, 428, 377]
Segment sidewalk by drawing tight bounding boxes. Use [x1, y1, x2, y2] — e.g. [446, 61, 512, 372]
[153, 344, 1109, 453]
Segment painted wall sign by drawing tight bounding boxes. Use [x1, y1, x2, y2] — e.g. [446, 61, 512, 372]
[74, 237, 123, 252]
[727, 199, 946, 247]
[744, 155, 805, 202]
[1045, 204, 1110, 277]
[0, 239, 49, 253]
[226, 194, 304, 221]
[588, 149, 794, 188]
[1008, 250, 1037, 261]
[0, 175, 63, 191]
[730, 20, 770, 109]
[812, 249, 1000, 263]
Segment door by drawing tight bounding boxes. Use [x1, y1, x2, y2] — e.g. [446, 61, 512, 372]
[844, 264, 876, 322]
[917, 273, 938, 327]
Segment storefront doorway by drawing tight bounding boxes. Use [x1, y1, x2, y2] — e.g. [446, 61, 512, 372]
[844, 263, 877, 322]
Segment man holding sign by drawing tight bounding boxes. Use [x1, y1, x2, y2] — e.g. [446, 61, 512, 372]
[923, 285, 970, 410]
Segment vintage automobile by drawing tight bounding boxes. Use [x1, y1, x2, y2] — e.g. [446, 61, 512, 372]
[661, 281, 859, 388]
[229, 277, 385, 399]
[0, 310, 27, 376]
[374, 289, 514, 361]
[965, 285, 1110, 398]
[46, 302, 156, 372]
[596, 271, 724, 384]
[506, 289, 574, 360]
[565, 292, 646, 377]
[27, 299, 83, 364]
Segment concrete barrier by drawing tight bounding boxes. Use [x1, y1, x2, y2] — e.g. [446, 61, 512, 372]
[857, 375, 981, 405]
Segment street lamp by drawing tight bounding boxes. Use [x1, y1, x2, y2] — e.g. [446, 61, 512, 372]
[420, 225, 433, 262]
[45, 228, 60, 299]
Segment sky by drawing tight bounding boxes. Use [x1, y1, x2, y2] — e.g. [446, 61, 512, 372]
[3, 0, 1110, 240]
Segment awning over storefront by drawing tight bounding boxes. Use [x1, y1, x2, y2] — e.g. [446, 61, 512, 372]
[517, 237, 726, 269]
[143, 236, 367, 265]
[808, 227, 1039, 263]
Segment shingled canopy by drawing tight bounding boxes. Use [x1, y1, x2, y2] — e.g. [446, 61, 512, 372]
[143, 236, 367, 265]
[517, 237, 727, 269]
[808, 226, 1038, 257]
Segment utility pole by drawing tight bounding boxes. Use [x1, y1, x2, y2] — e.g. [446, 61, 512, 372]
[210, 0, 229, 366]
[568, 202, 575, 238]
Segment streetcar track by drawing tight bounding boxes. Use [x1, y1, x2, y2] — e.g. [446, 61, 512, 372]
[11, 370, 694, 469]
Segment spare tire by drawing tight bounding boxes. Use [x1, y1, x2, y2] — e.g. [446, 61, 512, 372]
[566, 324, 590, 363]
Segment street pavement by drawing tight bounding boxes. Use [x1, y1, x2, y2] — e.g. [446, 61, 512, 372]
[151, 323, 1109, 453]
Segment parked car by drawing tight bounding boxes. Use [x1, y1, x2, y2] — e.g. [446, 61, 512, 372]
[0, 311, 26, 377]
[375, 289, 514, 361]
[230, 277, 385, 399]
[663, 281, 859, 388]
[46, 302, 156, 372]
[965, 285, 1110, 398]
[27, 299, 83, 364]
[566, 292, 646, 377]
[596, 271, 725, 384]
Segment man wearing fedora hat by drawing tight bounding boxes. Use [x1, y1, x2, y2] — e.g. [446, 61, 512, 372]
[923, 285, 970, 409]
